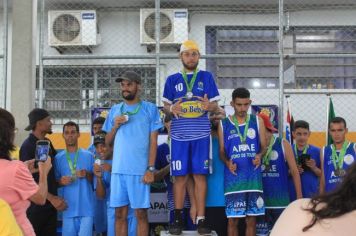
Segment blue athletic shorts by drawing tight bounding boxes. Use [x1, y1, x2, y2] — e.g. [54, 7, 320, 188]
[110, 174, 150, 209]
[171, 136, 211, 176]
[225, 192, 265, 218]
[62, 216, 93, 236]
[256, 208, 284, 236]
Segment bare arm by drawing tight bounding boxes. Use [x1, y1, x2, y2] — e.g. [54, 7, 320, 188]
[95, 177, 106, 199]
[253, 117, 267, 167]
[143, 131, 159, 184]
[29, 158, 51, 205]
[154, 164, 170, 182]
[218, 120, 236, 175]
[319, 149, 325, 195]
[284, 140, 302, 199]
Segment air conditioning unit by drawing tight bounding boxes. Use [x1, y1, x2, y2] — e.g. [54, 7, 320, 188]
[48, 10, 98, 47]
[140, 8, 188, 45]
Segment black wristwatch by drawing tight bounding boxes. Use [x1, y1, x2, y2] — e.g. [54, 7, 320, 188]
[147, 166, 156, 172]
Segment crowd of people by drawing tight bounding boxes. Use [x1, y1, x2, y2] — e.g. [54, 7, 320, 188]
[0, 39, 356, 236]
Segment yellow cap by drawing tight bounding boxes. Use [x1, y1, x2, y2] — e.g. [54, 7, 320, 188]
[180, 40, 200, 53]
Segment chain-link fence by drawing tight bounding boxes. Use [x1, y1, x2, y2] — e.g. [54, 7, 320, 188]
[34, 0, 356, 145]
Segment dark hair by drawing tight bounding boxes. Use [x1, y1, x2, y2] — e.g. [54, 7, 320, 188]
[92, 117, 105, 128]
[329, 116, 347, 129]
[63, 121, 80, 133]
[294, 120, 310, 131]
[232, 87, 250, 100]
[303, 162, 356, 231]
[0, 108, 16, 160]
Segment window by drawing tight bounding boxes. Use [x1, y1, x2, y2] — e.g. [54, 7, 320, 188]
[36, 66, 156, 124]
[206, 26, 356, 89]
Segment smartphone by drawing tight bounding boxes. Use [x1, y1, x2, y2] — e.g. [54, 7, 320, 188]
[35, 140, 50, 162]
[300, 154, 311, 170]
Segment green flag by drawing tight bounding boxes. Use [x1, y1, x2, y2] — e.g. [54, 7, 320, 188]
[327, 97, 335, 145]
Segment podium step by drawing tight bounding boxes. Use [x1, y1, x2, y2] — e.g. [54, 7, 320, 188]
[160, 230, 218, 236]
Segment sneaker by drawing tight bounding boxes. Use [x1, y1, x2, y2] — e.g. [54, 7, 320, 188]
[197, 219, 211, 235]
[168, 220, 183, 235]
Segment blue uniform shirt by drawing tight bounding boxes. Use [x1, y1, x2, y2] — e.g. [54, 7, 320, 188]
[262, 137, 290, 208]
[162, 70, 220, 141]
[55, 148, 95, 218]
[221, 115, 262, 194]
[323, 142, 355, 192]
[102, 101, 163, 175]
[288, 144, 320, 201]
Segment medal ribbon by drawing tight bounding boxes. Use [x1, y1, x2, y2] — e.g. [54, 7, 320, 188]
[293, 144, 309, 164]
[65, 149, 79, 176]
[120, 102, 142, 116]
[263, 136, 275, 166]
[181, 69, 198, 94]
[331, 141, 348, 171]
[232, 115, 250, 144]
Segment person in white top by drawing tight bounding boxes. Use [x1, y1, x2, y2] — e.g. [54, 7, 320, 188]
[270, 162, 356, 236]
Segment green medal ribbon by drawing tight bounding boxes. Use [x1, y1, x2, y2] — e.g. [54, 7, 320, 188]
[263, 136, 275, 166]
[120, 102, 142, 116]
[181, 69, 198, 95]
[293, 144, 309, 164]
[65, 149, 79, 177]
[331, 141, 348, 171]
[232, 115, 250, 144]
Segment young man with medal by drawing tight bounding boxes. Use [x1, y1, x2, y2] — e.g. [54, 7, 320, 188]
[320, 117, 356, 193]
[54, 121, 95, 236]
[288, 120, 321, 201]
[103, 71, 163, 236]
[256, 113, 302, 236]
[218, 88, 267, 236]
[162, 40, 220, 235]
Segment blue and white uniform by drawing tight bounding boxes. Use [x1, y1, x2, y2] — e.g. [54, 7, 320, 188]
[322, 142, 355, 193]
[257, 137, 289, 236]
[162, 70, 219, 176]
[289, 144, 320, 201]
[155, 142, 195, 230]
[54, 148, 95, 236]
[102, 101, 163, 209]
[221, 115, 264, 218]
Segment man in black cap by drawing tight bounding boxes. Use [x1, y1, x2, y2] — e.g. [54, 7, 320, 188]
[102, 71, 163, 236]
[20, 108, 67, 236]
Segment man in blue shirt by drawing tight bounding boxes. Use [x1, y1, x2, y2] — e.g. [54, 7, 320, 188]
[320, 117, 356, 193]
[162, 40, 220, 235]
[55, 121, 95, 236]
[289, 120, 321, 201]
[103, 71, 163, 236]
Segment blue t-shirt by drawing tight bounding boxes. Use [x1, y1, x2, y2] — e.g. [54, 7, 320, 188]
[262, 137, 290, 208]
[323, 142, 355, 193]
[87, 143, 96, 156]
[102, 101, 163, 175]
[162, 70, 220, 141]
[54, 148, 95, 218]
[93, 159, 113, 203]
[221, 115, 262, 194]
[206, 136, 225, 207]
[155, 142, 190, 211]
[288, 144, 320, 201]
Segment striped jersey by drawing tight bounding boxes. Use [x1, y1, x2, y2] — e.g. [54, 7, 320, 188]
[162, 70, 220, 141]
[221, 114, 262, 194]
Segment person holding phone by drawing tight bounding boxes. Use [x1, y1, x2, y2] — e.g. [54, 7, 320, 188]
[54, 121, 95, 236]
[0, 108, 52, 236]
[288, 120, 321, 201]
[20, 108, 67, 236]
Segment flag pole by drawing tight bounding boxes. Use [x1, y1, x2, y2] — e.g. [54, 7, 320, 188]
[326, 93, 330, 145]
